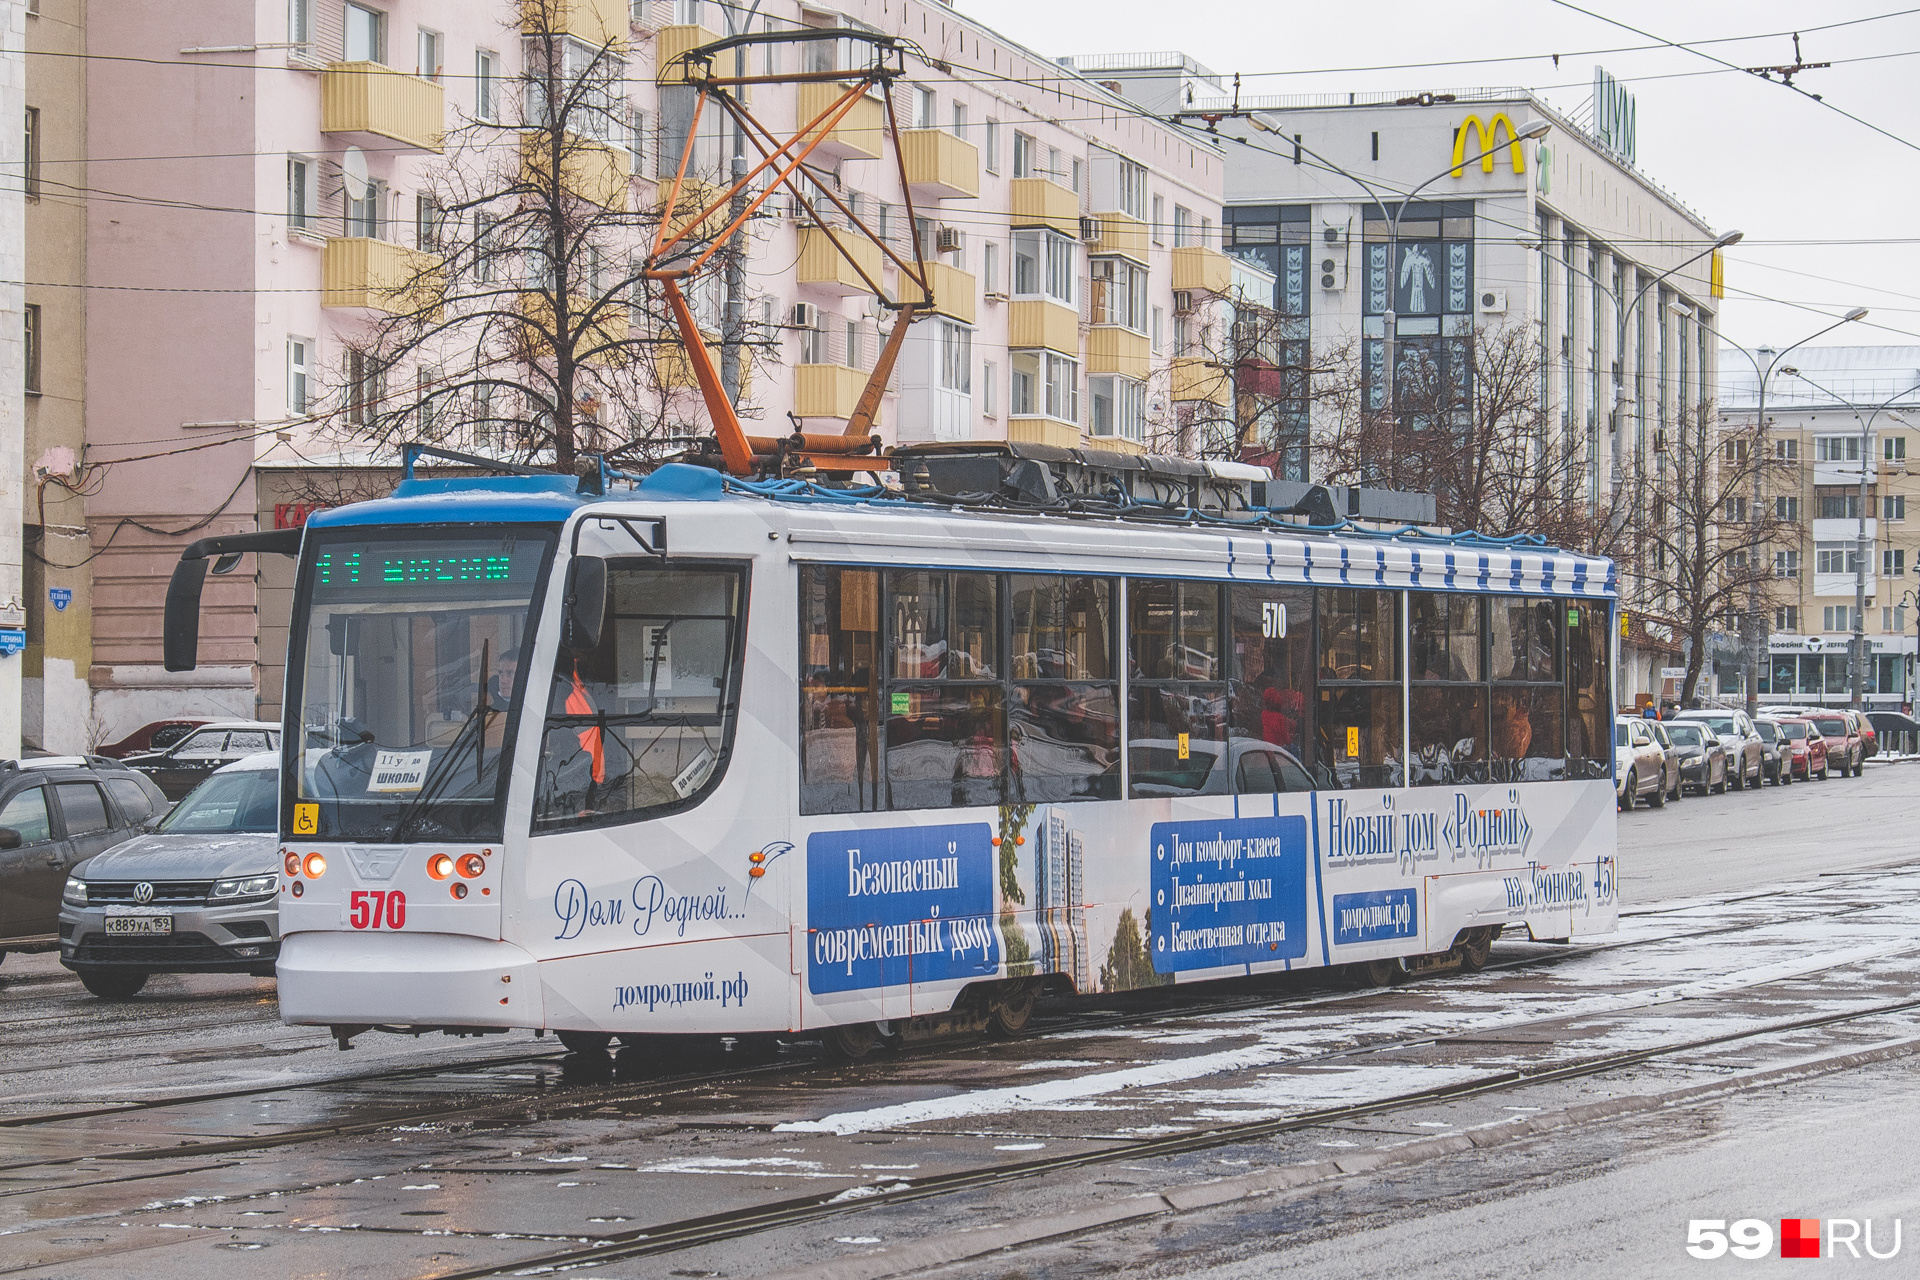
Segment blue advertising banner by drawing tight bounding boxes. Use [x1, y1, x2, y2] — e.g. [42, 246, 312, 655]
[1150, 816, 1309, 972]
[1332, 888, 1420, 946]
[806, 822, 1000, 994]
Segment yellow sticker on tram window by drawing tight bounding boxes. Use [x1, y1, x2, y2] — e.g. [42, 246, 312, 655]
[1177, 733, 1190, 761]
[292, 803, 319, 836]
[1346, 726, 1360, 758]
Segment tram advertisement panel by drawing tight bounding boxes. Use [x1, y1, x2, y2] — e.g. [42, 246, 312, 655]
[806, 822, 1001, 993]
[1148, 816, 1309, 972]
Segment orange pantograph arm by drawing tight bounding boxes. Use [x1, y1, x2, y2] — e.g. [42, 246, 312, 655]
[660, 278, 754, 476]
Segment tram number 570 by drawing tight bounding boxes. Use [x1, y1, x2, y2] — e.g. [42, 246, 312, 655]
[1261, 602, 1287, 639]
[349, 890, 407, 930]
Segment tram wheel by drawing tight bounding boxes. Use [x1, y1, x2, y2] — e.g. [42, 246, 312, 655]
[1345, 958, 1400, 988]
[826, 1022, 883, 1060]
[987, 982, 1038, 1038]
[1456, 928, 1495, 973]
[555, 1030, 613, 1054]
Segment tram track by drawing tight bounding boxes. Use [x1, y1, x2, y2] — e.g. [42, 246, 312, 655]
[416, 994, 1920, 1277]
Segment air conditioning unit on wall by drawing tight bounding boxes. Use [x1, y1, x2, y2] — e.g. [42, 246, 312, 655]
[790, 301, 819, 329]
[1479, 290, 1508, 314]
[936, 225, 963, 254]
[1319, 221, 1348, 291]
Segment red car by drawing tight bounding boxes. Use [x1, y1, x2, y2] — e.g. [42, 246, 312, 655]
[1762, 716, 1830, 780]
[1806, 712, 1865, 777]
[94, 718, 212, 760]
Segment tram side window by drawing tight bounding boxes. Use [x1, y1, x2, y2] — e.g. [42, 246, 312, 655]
[800, 566, 882, 814]
[532, 564, 746, 832]
[1127, 580, 1228, 797]
[1490, 595, 1566, 780]
[1228, 584, 1316, 789]
[1315, 588, 1402, 789]
[886, 571, 1004, 811]
[1009, 575, 1119, 802]
[1564, 601, 1611, 778]
[1409, 592, 1486, 786]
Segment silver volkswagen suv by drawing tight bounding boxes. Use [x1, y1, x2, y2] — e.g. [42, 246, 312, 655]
[59, 754, 279, 999]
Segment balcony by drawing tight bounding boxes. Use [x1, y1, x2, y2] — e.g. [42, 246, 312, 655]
[518, 295, 629, 366]
[794, 364, 869, 419]
[320, 62, 444, 153]
[900, 129, 980, 199]
[1171, 245, 1233, 295]
[1813, 458, 1876, 487]
[522, 134, 630, 210]
[797, 82, 885, 162]
[797, 226, 883, 296]
[1085, 211, 1147, 263]
[1008, 299, 1078, 355]
[656, 179, 727, 242]
[655, 23, 721, 83]
[321, 238, 443, 313]
[1170, 355, 1230, 405]
[1010, 178, 1080, 236]
[1087, 326, 1150, 379]
[1088, 433, 1146, 455]
[914, 262, 975, 325]
[523, 0, 627, 44]
[1009, 417, 1082, 449]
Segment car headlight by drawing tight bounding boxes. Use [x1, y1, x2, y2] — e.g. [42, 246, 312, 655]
[62, 876, 87, 906]
[212, 874, 279, 901]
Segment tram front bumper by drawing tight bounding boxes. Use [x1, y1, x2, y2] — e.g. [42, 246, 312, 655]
[277, 931, 542, 1029]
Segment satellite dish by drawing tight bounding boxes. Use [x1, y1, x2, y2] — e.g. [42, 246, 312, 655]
[342, 147, 369, 202]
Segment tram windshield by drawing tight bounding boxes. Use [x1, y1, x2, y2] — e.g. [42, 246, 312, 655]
[285, 530, 555, 841]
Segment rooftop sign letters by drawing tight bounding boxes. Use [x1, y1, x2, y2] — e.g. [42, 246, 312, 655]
[1449, 113, 1527, 178]
[1592, 66, 1637, 165]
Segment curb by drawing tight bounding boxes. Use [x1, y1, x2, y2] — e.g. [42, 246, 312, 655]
[755, 1032, 1920, 1280]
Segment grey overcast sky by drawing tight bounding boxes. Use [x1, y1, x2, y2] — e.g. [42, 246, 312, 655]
[957, 0, 1920, 358]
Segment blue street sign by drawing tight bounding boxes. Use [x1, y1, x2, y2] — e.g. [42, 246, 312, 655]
[0, 629, 26, 656]
[48, 588, 71, 612]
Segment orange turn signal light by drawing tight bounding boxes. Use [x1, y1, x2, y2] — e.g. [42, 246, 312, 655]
[456, 853, 486, 879]
[302, 852, 326, 878]
[427, 853, 455, 880]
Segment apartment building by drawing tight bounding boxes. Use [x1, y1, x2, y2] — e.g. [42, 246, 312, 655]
[1077, 61, 1729, 708]
[70, 0, 1228, 736]
[1719, 345, 1920, 712]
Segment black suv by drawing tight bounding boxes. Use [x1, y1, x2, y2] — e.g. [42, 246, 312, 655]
[0, 758, 169, 965]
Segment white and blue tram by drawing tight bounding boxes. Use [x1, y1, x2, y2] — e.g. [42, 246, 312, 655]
[171, 448, 1618, 1051]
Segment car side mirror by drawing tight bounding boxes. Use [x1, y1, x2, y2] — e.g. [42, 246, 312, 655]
[565, 556, 607, 651]
[0, 828, 22, 850]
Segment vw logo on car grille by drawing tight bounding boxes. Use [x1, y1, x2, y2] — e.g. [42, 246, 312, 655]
[133, 882, 155, 904]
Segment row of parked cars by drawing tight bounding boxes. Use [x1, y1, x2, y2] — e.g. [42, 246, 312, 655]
[1615, 706, 1880, 809]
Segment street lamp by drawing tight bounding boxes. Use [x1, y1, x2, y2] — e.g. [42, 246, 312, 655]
[1781, 369, 1920, 710]
[1721, 307, 1872, 716]
[1901, 587, 1920, 727]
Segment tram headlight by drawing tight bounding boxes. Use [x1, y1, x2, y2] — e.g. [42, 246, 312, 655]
[284, 852, 302, 876]
[456, 853, 486, 879]
[427, 853, 455, 880]
[302, 852, 327, 878]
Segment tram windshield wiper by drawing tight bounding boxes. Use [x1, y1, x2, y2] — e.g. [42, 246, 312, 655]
[388, 641, 500, 843]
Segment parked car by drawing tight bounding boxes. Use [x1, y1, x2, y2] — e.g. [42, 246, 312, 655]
[1673, 710, 1766, 791]
[0, 758, 169, 966]
[1760, 715, 1830, 780]
[1129, 737, 1321, 797]
[1646, 719, 1684, 803]
[1805, 712, 1864, 777]
[1662, 722, 1729, 795]
[1849, 709, 1878, 760]
[94, 718, 213, 761]
[1867, 710, 1920, 756]
[121, 721, 280, 800]
[1615, 717, 1667, 809]
[1749, 718, 1794, 786]
[59, 754, 280, 998]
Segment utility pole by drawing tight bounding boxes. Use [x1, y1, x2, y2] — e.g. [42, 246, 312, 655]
[719, 2, 765, 404]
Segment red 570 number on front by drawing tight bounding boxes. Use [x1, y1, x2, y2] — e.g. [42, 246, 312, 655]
[349, 890, 407, 930]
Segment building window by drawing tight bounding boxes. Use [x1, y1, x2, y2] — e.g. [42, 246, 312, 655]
[1824, 606, 1860, 633]
[912, 86, 935, 130]
[1815, 542, 1859, 575]
[951, 101, 968, 139]
[1775, 495, 1801, 521]
[1151, 194, 1165, 246]
[671, 0, 704, 22]
[1151, 306, 1164, 355]
[1089, 375, 1145, 442]
[935, 318, 971, 393]
[289, 0, 312, 45]
[1815, 435, 1863, 462]
[1773, 549, 1800, 578]
[982, 360, 997, 417]
[1887, 605, 1908, 633]
[1817, 489, 1862, 520]
[1012, 229, 1077, 306]
[1723, 438, 1748, 464]
[415, 28, 441, 81]
[346, 349, 381, 425]
[1775, 606, 1798, 632]
[1885, 548, 1906, 577]
[287, 155, 312, 230]
[288, 337, 311, 415]
[1774, 438, 1800, 461]
[1173, 204, 1194, 246]
[1886, 435, 1907, 461]
[475, 49, 499, 121]
[23, 304, 40, 395]
[1115, 158, 1146, 219]
[1723, 496, 1747, 522]
[798, 313, 829, 365]
[344, 179, 384, 238]
[1884, 494, 1906, 521]
[1011, 350, 1079, 422]
[344, 2, 384, 63]
[983, 240, 999, 294]
[1090, 258, 1147, 331]
[414, 193, 441, 250]
[23, 106, 39, 201]
[1071, 156, 1083, 194]
[984, 118, 1000, 173]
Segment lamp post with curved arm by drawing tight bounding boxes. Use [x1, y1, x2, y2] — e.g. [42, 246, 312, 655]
[1782, 370, 1920, 709]
[1722, 309, 1871, 716]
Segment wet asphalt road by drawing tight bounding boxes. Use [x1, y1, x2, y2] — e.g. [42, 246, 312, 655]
[0, 762, 1916, 1279]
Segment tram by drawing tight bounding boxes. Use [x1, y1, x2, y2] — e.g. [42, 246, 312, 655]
[165, 443, 1618, 1053]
